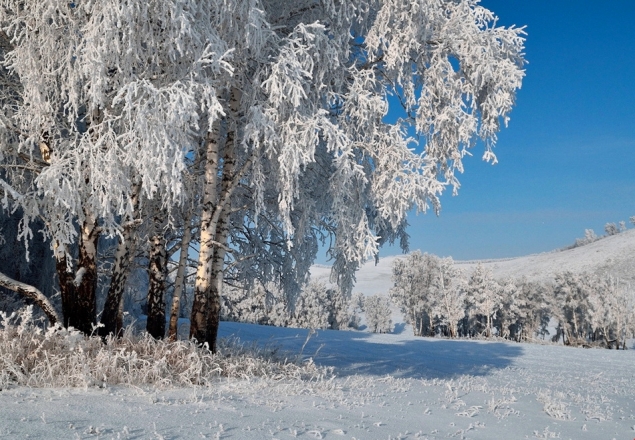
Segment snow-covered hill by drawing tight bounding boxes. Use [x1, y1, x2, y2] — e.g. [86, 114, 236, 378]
[311, 228, 635, 294]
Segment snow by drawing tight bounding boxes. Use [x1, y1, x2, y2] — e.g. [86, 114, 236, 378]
[2, 232, 635, 439]
[1, 322, 634, 439]
[312, 228, 635, 292]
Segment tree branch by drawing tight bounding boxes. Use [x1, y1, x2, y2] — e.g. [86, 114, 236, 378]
[0, 271, 61, 326]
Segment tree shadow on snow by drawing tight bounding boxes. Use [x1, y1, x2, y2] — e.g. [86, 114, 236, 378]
[392, 322, 407, 334]
[219, 322, 524, 380]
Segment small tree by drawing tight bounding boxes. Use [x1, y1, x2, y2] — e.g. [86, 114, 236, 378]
[348, 292, 365, 329]
[514, 279, 551, 342]
[605, 223, 619, 236]
[364, 295, 393, 334]
[575, 229, 598, 247]
[552, 272, 594, 345]
[390, 252, 440, 336]
[495, 278, 522, 340]
[464, 264, 501, 338]
[431, 258, 465, 338]
[292, 281, 327, 329]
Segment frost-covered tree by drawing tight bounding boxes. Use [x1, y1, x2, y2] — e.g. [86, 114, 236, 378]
[630, 216, 635, 226]
[575, 229, 598, 247]
[587, 275, 634, 349]
[0, 1, 231, 335]
[512, 278, 551, 342]
[604, 223, 619, 236]
[363, 294, 393, 333]
[292, 281, 333, 330]
[552, 272, 594, 345]
[390, 252, 440, 336]
[348, 291, 365, 329]
[1, 1, 525, 351]
[464, 264, 501, 338]
[431, 257, 464, 338]
[495, 278, 522, 340]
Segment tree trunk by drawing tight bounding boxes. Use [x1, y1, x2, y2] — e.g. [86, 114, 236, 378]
[190, 125, 220, 345]
[100, 181, 141, 337]
[168, 215, 193, 341]
[205, 212, 229, 352]
[56, 249, 76, 328]
[190, 86, 245, 351]
[146, 214, 167, 339]
[0, 270, 60, 326]
[60, 211, 99, 335]
[100, 230, 136, 337]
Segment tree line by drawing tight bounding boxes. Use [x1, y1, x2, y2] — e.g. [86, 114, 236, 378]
[389, 252, 635, 349]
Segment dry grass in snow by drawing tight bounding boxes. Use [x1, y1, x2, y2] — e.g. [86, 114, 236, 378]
[0, 306, 332, 390]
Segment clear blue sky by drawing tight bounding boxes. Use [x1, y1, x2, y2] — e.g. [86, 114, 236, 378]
[371, 0, 635, 261]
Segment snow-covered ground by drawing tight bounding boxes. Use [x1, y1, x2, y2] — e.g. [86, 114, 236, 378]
[1, 321, 634, 439]
[2, 232, 635, 439]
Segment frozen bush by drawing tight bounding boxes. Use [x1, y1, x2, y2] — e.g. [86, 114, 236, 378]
[604, 222, 619, 236]
[574, 229, 598, 247]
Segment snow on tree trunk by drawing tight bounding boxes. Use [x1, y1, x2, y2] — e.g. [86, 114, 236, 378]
[0, 270, 60, 326]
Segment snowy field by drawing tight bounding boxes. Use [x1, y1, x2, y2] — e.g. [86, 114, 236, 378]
[1, 321, 634, 439]
[2, 232, 635, 439]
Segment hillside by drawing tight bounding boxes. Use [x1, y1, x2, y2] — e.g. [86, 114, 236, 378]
[311, 228, 635, 294]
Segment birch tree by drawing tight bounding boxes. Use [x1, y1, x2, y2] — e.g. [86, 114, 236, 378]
[431, 257, 464, 338]
[465, 264, 501, 338]
[187, 0, 526, 350]
[1, 0, 525, 352]
[390, 251, 440, 336]
[0, 0, 231, 334]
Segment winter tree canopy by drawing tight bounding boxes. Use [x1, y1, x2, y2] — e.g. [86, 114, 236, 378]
[0, 0, 525, 350]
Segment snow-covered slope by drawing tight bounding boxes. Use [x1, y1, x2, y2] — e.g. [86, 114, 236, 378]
[311, 228, 635, 294]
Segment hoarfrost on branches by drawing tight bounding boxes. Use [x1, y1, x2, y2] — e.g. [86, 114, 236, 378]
[0, 0, 525, 348]
[363, 294, 393, 333]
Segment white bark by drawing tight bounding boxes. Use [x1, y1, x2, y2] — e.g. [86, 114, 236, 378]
[0, 271, 60, 326]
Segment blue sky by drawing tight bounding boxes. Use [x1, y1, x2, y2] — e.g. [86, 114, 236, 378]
[373, 0, 635, 261]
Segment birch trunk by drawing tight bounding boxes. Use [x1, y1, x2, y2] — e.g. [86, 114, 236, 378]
[190, 124, 220, 344]
[146, 214, 167, 339]
[55, 248, 75, 328]
[168, 215, 193, 341]
[100, 181, 141, 337]
[0, 270, 61, 326]
[203, 87, 242, 351]
[63, 210, 99, 335]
